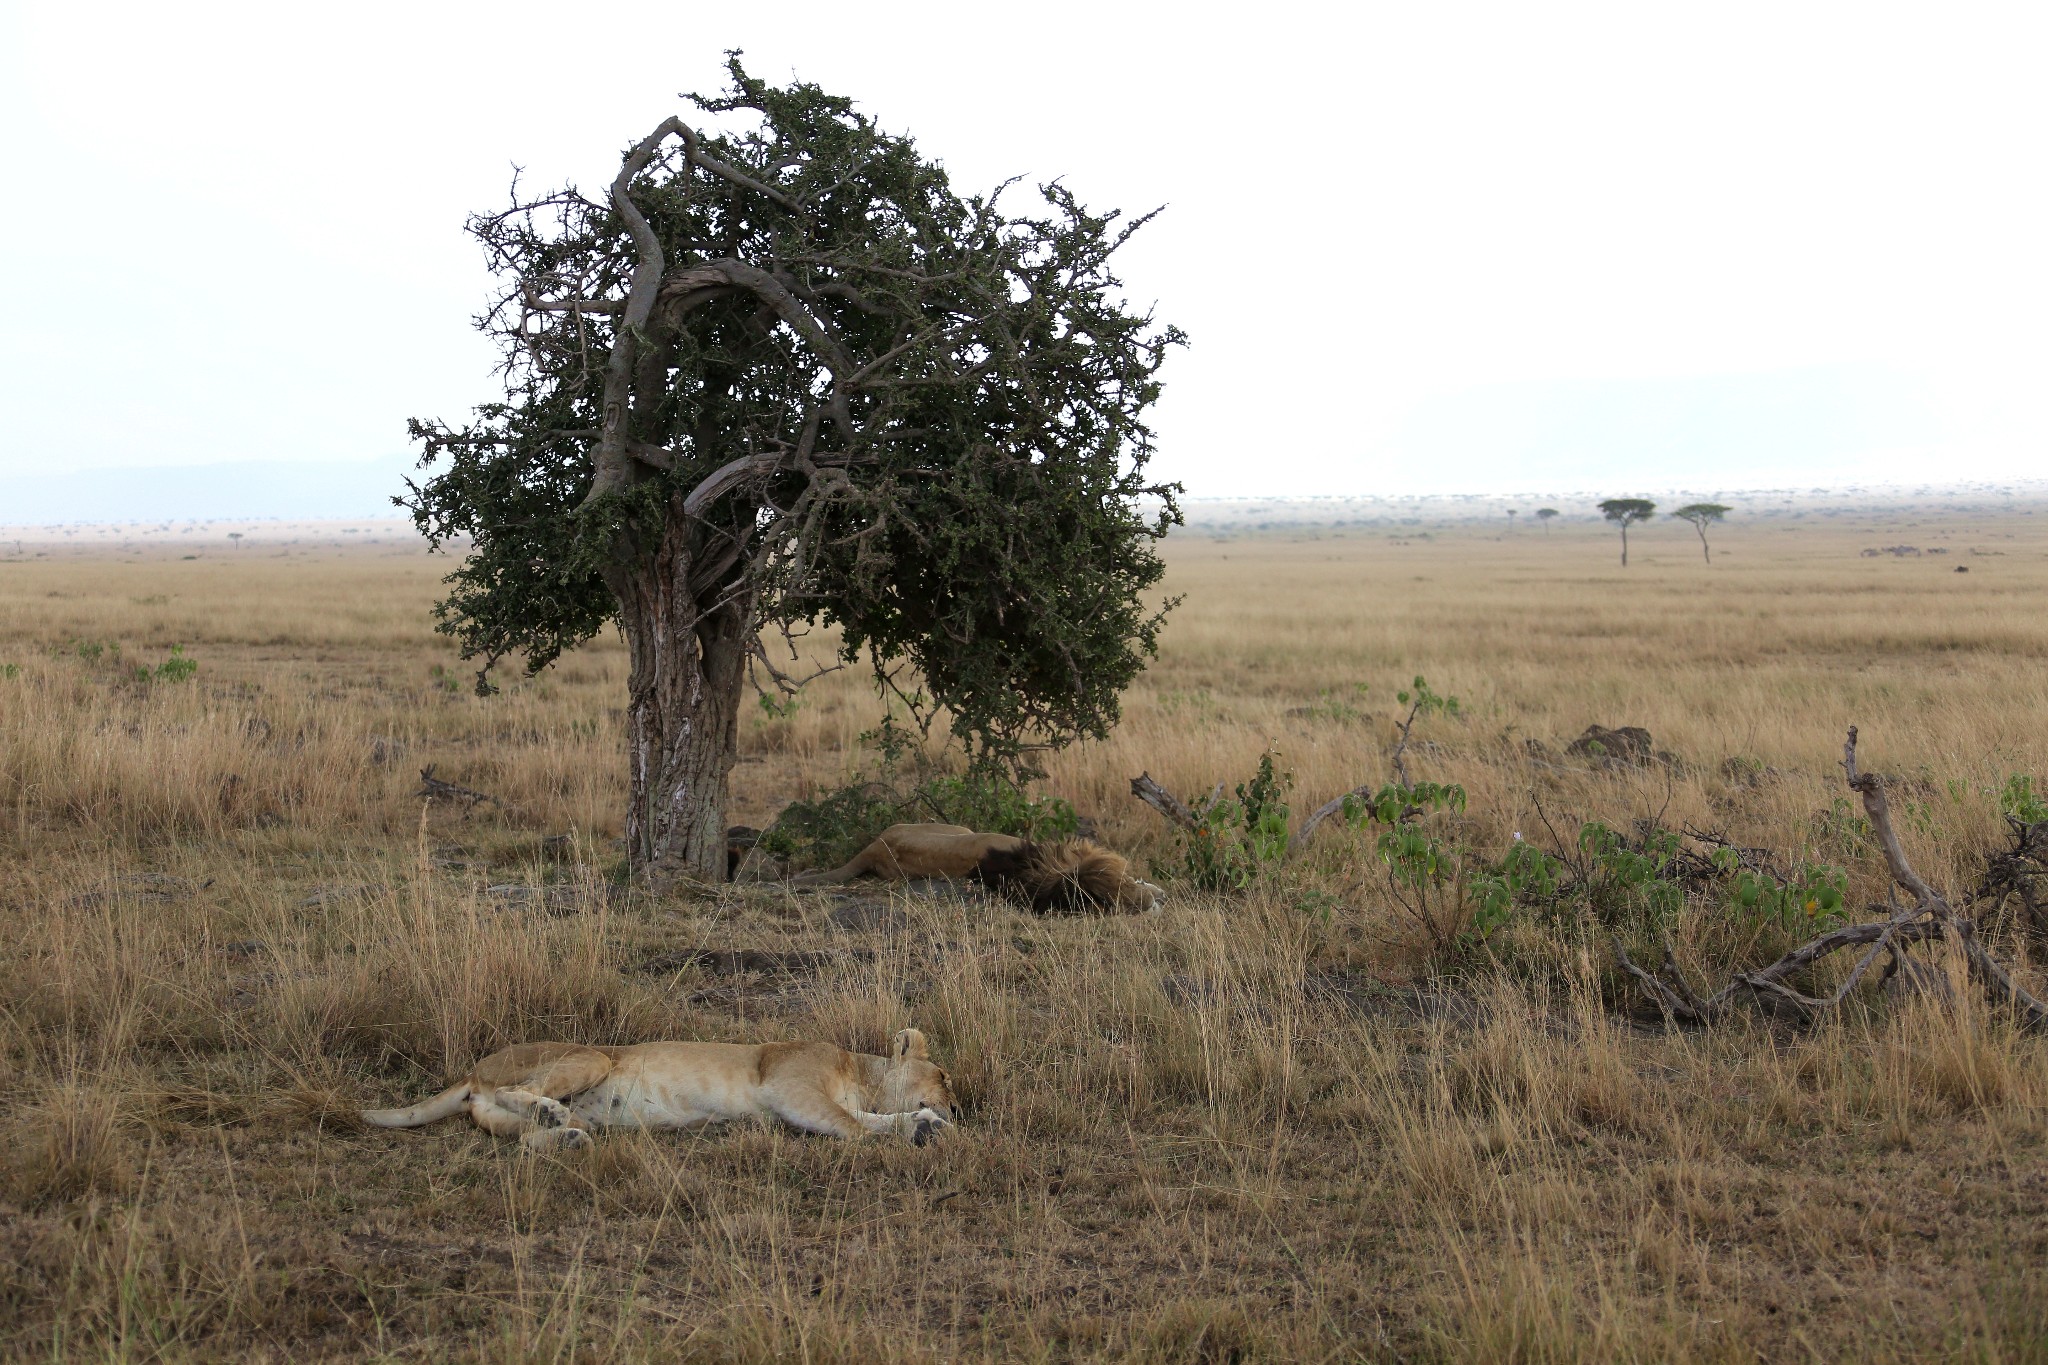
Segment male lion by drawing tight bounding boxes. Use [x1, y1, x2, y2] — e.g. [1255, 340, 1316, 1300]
[790, 822, 1164, 913]
[362, 1028, 956, 1153]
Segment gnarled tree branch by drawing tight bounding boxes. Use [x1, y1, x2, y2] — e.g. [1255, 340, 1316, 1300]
[587, 116, 685, 503]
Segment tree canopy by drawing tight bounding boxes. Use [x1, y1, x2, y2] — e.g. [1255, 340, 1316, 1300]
[1598, 498, 1657, 525]
[1672, 502, 1732, 563]
[1672, 502, 1731, 527]
[401, 56, 1184, 775]
[1597, 498, 1656, 566]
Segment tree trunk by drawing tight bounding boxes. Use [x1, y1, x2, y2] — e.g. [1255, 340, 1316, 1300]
[1619, 525, 1629, 567]
[606, 513, 752, 887]
[1696, 526, 1711, 563]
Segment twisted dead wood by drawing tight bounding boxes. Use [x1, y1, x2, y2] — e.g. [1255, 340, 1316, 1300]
[1615, 726, 2048, 1030]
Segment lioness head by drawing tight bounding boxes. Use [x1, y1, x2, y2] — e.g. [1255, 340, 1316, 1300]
[879, 1028, 956, 1122]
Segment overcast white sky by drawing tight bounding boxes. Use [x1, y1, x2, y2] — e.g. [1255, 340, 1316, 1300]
[3, 0, 2044, 501]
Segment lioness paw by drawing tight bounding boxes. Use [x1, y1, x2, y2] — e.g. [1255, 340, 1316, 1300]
[521, 1124, 593, 1153]
[911, 1106, 952, 1147]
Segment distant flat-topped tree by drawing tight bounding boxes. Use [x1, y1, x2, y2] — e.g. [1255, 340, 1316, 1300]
[401, 56, 1183, 886]
[1597, 498, 1656, 566]
[1535, 507, 1559, 533]
[1672, 502, 1732, 563]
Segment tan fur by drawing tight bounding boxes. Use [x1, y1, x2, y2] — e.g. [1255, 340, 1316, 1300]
[363, 1028, 956, 1152]
[791, 822, 1163, 912]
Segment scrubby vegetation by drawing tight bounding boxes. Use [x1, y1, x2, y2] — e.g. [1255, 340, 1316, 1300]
[2, 510, 2046, 1360]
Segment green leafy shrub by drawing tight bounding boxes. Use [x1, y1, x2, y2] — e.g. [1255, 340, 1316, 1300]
[761, 765, 1077, 872]
[911, 771, 1079, 841]
[759, 781, 903, 870]
[1576, 821, 1685, 929]
[1723, 859, 1849, 929]
[1396, 675, 1459, 722]
[133, 646, 196, 684]
[1466, 819, 1854, 957]
[1998, 775, 2048, 825]
[1468, 841, 1566, 944]
[1170, 752, 1292, 891]
[1162, 675, 1466, 894]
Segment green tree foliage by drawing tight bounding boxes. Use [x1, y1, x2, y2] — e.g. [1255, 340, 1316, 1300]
[1597, 498, 1656, 567]
[1671, 502, 1732, 563]
[400, 57, 1183, 881]
[1535, 507, 1559, 533]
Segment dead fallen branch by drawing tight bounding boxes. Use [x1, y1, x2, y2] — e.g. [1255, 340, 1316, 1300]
[1615, 726, 2048, 1031]
[1129, 772, 1198, 831]
[1973, 815, 2048, 937]
[416, 765, 500, 810]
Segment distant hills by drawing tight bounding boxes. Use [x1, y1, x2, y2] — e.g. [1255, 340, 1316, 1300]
[0, 456, 419, 525]
[4, 456, 2045, 529]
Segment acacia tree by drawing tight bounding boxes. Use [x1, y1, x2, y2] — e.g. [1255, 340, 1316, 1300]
[401, 59, 1182, 885]
[1671, 502, 1731, 563]
[1597, 498, 1656, 566]
[1535, 507, 1558, 534]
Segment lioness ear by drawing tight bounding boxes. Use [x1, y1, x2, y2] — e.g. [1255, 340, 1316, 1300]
[892, 1028, 929, 1061]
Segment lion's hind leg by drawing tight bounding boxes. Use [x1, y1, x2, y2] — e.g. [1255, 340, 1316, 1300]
[487, 1088, 595, 1152]
[463, 1045, 612, 1151]
[790, 841, 889, 886]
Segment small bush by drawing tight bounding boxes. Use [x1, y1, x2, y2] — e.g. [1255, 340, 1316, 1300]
[1170, 751, 1293, 891]
[132, 645, 196, 684]
[11, 1085, 136, 1206]
[1997, 774, 2048, 824]
[763, 766, 1077, 871]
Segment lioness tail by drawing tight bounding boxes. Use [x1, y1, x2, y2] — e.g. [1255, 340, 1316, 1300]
[363, 1081, 472, 1128]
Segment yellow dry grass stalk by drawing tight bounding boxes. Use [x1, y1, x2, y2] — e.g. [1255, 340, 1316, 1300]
[0, 508, 2045, 1360]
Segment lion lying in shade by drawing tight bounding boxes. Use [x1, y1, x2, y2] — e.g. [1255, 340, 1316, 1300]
[790, 822, 1164, 913]
[363, 1029, 955, 1153]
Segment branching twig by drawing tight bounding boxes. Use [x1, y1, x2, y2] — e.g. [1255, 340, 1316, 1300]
[1390, 695, 1424, 787]
[1290, 786, 1376, 853]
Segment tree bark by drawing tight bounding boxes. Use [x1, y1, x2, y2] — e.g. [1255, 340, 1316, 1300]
[606, 512, 752, 887]
[1619, 525, 1629, 567]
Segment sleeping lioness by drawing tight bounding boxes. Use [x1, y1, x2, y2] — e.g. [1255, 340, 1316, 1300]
[792, 822, 1164, 913]
[362, 1028, 956, 1152]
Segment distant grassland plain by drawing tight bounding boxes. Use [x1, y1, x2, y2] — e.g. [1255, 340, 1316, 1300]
[1, 503, 2045, 1361]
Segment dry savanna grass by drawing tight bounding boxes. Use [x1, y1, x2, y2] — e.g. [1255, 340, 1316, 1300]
[3, 503, 2047, 1361]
